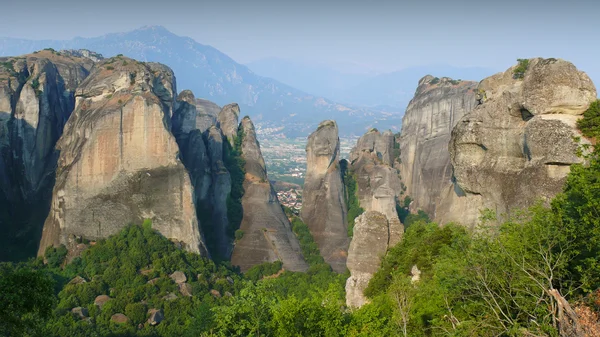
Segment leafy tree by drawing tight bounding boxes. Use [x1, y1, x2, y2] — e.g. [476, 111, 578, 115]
[576, 99, 600, 139]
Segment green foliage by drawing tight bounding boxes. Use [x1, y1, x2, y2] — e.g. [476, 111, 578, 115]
[44, 245, 68, 269]
[290, 215, 326, 267]
[106, 65, 114, 70]
[234, 229, 244, 241]
[224, 126, 246, 242]
[429, 77, 440, 85]
[0, 61, 15, 73]
[129, 71, 137, 85]
[340, 159, 364, 237]
[577, 99, 600, 139]
[0, 262, 55, 336]
[244, 261, 282, 282]
[513, 58, 530, 79]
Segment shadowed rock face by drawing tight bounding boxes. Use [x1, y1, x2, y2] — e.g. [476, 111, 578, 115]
[441, 58, 597, 226]
[172, 91, 231, 259]
[301, 120, 348, 273]
[0, 50, 95, 260]
[38, 56, 207, 256]
[399, 76, 478, 219]
[345, 129, 404, 308]
[230, 117, 308, 272]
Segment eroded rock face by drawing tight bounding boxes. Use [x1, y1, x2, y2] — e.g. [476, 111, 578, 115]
[172, 91, 231, 259]
[399, 76, 478, 218]
[230, 117, 308, 272]
[217, 103, 240, 146]
[301, 120, 348, 273]
[345, 211, 390, 308]
[345, 129, 404, 308]
[0, 50, 95, 259]
[441, 58, 597, 226]
[38, 56, 207, 256]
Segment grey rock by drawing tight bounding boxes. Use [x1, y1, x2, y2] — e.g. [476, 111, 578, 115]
[170, 271, 187, 284]
[71, 307, 89, 319]
[230, 117, 308, 272]
[345, 211, 391, 308]
[147, 309, 164, 326]
[179, 282, 193, 297]
[111, 313, 129, 324]
[37, 56, 207, 257]
[217, 103, 240, 147]
[301, 120, 348, 273]
[442, 58, 597, 226]
[399, 76, 478, 218]
[94, 295, 110, 309]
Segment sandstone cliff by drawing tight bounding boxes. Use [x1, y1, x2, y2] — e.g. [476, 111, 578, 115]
[399, 76, 478, 218]
[230, 117, 308, 272]
[345, 128, 404, 307]
[440, 58, 597, 226]
[301, 120, 348, 273]
[0, 50, 95, 259]
[38, 56, 207, 256]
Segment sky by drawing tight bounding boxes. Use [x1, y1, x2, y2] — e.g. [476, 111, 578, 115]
[1, 0, 599, 79]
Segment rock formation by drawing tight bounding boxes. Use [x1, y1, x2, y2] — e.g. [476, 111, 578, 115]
[399, 76, 478, 218]
[301, 120, 348, 273]
[230, 117, 308, 272]
[440, 58, 597, 226]
[0, 50, 95, 260]
[172, 91, 231, 259]
[345, 128, 404, 307]
[345, 211, 391, 308]
[38, 56, 207, 256]
[217, 103, 240, 146]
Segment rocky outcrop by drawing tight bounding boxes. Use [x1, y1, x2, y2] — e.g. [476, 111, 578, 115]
[172, 91, 231, 259]
[345, 211, 390, 308]
[345, 128, 404, 308]
[301, 120, 348, 273]
[217, 103, 240, 146]
[230, 117, 308, 272]
[399, 76, 478, 218]
[0, 50, 95, 260]
[441, 58, 597, 226]
[38, 56, 207, 256]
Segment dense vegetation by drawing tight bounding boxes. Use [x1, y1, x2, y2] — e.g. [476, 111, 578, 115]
[577, 99, 600, 139]
[340, 159, 364, 237]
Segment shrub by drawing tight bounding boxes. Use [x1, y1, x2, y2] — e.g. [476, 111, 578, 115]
[577, 100, 600, 139]
[235, 230, 244, 241]
[513, 58, 530, 79]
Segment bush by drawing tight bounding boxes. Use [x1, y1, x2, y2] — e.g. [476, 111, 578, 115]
[577, 99, 600, 139]
[234, 230, 244, 241]
[340, 160, 364, 237]
[513, 58, 530, 79]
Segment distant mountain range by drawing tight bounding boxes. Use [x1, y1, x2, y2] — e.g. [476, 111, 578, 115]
[0, 26, 403, 137]
[246, 58, 497, 109]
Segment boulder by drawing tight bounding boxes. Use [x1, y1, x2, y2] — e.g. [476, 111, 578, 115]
[162, 293, 178, 301]
[210, 289, 221, 298]
[94, 295, 110, 309]
[147, 309, 164, 326]
[71, 307, 89, 319]
[68, 276, 87, 285]
[179, 282, 193, 297]
[111, 313, 129, 324]
[169, 271, 187, 284]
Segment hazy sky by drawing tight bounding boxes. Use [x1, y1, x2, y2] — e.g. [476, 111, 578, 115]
[1, 0, 599, 78]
